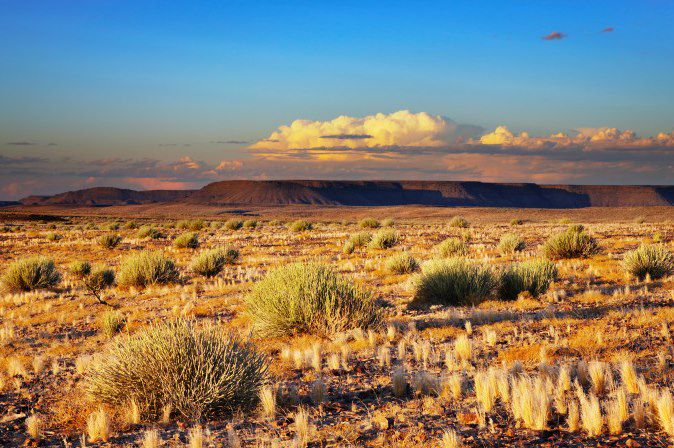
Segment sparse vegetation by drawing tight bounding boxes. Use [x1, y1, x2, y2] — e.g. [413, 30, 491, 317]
[117, 251, 179, 288]
[436, 237, 469, 257]
[85, 319, 267, 420]
[368, 229, 399, 249]
[359, 218, 380, 229]
[498, 259, 557, 301]
[224, 219, 243, 230]
[622, 244, 674, 280]
[542, 227, 600, 259]
[98, 233, 122, 249]
[137, 226, 164, 239]
[289, 220, 313, 232]
[449, 216, 469, 228]
[69, 260, 92, 278]
[83, 265, 115, 303]
[385, 252, 419, 274]
[245, 263, 380, 337]
[173, 231, 200, 249]
[497, 233, 525, 255]
[1, 256, 61, 292]
[190, 247, 239, 277]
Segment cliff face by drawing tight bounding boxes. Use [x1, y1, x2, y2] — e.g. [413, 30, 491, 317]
[18, 181, 674, 208]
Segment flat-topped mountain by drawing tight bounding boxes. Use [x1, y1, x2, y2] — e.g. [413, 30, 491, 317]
[16, 181, 674, 208]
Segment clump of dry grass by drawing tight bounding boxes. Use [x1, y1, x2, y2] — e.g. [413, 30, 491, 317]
[137, 226, 164, 239]
[190, 247, 239, 277]
[448, 216, 469, 228]
[510, 375, 550, 430]
[385, 252, 419, 274]
[117, 251, 179, 288]
[25, 414, 42, 440]
[85, 319, 267, 420]
[368, 229, 399, 249]
[622, 244, 674, 280]
[359, 218, 380, 229]
[1, 256, 61, 293]
[224, 219, 243, 230]
[436, 238, 469, 257]
[497, 233, 525, 255]
[542, 227, 600, 259]
[245, 263, 380, 337]
[99, 310, 125, 337]
[410, 258, 497, 307]
[87, 407, 111, 443]
[98, 233, 122, 249]
[69, 260, 92, 279]
[173, 232, 199, 249]
[289, 220, 313, 232]
[498, 259, 557, 301]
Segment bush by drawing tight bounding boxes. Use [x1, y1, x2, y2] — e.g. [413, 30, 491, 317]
[83, 265, 115, 302]
[359, 218, 380, 229]
[99, 310, 125, 337]
[176, 219, 205, 231]
[191, 248, 239, 278]
[123, 221, 139, 230]
[497, 234, 525, 255]
[349, 231, 372, 248]
[224, 219, 243, 231]
[45, 232, 62, 241]
[137, 226, 164, 239]
[243, 219, 258, 229]
[368, 230, 399, 249]
[342, 240, 355, 254]
[245, 263, 380, 337]
[1, 256, 61, 293]
[436, 238, 469, 257]
[498, 259, 557, 301]
[289, 220, 312, 232]
[85, 319, 267, 420]
[448, 216, 469, 228]
[410, 258, 497, 307]
[70, 260, 92, 279]
[117, 251, 179, 288]
[622, 244, 674, 280]
[542, 227, 599, 259]
[509, 218, 523, 226]
[98, 234, 122, 249]
[385, 253, 419, 274]
[105, 222, 120, 231]
[173, 232, 199, 249]
[382, 218, 395, 227]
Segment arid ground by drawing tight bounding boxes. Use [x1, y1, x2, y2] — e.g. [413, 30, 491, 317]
[1, 205, 673, 447]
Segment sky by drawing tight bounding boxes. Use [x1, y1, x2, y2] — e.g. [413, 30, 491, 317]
[2, 0, 674, 199]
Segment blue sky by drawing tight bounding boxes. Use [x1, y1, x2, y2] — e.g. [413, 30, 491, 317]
[1, 1, 674, 197]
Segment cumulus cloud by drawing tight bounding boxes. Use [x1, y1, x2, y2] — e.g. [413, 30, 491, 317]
[542, 31, 567, 40]
[250, 110, 483, 150]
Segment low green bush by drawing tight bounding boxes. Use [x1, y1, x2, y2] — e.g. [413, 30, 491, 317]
[69, 260, 92, 279]
[498, 259, 557, 301]
[497, 233, 525, 255]
[436, 238, 469, 257]
[385, 253, 419, 274]
[117, 251, 179, 288]
[173, 232, 199, 249]
[359, 218, 380, 229]
[190, 248, 239, 278]
[448, 216, 469, 228]
[542, 227, 599, 259]
[622, 244, 674, 280]
[1, 256, 61, 293]
[98, 233, 122, 249]
[368, 230, 399, 249]
[137, 226, 164, 239]
[289, 220, 313, 232]
[224, 219, 243, 231]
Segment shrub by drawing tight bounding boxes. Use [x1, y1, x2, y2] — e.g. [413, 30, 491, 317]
[342, 241, 355, 254]
[98, 234, 122, 249]
[622, 244, 674, 280]
[448, 216, 469, 228]
[99, 310, 125, 337]
[45, 232, 62, 241]
[1, 256, 61, 293]
[177, 219, 205, 231]
[173, 232, 199, 249]
[381, 218, 395, 227]
[436, 238, 469, 257]
[83, 266, 115, 303]
[224, 219, 243, 231]
[385, 253, 419, 274]
[542, 228, 600, 259]
[137, 226, 164, 240]
[498, 259, 557, 301]
[70, 260, 92, 279]
[497, 233, 526, 255]
[243, 219, 258, 229]
[105, 222, 120, 231]
[117, 251, 179, 288]
[123, 221, 139, 230]
[410, 258, 497, 307]
[245, 263, 380, 337]
[289, 220, 312, 232]
[368, 230, 399, 249]
[348, 231, 372, 248]
[85, 319, 267, 420]
[190, 248, 239, 278]
[359, 218, 380, 229]
[510, 218, 523, 226]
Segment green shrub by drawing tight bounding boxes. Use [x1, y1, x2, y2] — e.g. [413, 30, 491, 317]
[448, 216, 469, 228]
[385, 253, 419, 274]
[99, 310, 125, 337]
[123, 220, 139, 230]
[173, 232, 199, 249]
[568, 224, 585, 233]
[83, 265, 115, 302]
[381, 218, 395, 227]
[69, 260, 92, 279]
[368, 230, 399, 249]
[342, 240, 355, 254]
[98, 234, 122, 249]
[117, 251, 179, 288]
[436, 238, 469, 257]
[289, 220, 313, 232]
[498, 259, 557, 301]
[497, 234, 525, 255]
[177, 219, 205, 231]
[349, 231, 372, 248]
[224, 219, 243, 231]
[243, 219, 258, 229]
[191, 248, 239, 278]
[622, 244, 674, 280]
[542, 227, 600, 259]
[85, 319, 267, 420]
[509, 218, 523, 226]
[245, 263, 380, 337]
[1, 256, 61, 293]
[137, 226, 164, 239]
[410, 258, 497, 307]
[45, 232, 62, 241]
[359, 218, 380, 229]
